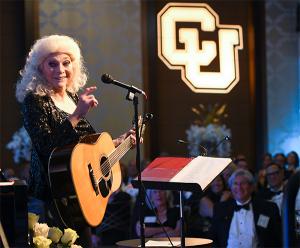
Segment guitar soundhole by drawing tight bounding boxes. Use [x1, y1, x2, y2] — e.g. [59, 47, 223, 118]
[98, 156, 113, 198]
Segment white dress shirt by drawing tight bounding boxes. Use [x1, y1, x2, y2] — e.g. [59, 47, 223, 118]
[227, 199, 258, 248]
[270, 186, 283, 214]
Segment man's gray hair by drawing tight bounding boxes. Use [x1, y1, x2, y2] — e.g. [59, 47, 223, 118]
[228, 168, 254, 189]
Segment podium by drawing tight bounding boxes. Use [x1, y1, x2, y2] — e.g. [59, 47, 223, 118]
[0, 180, 28, 248]
[131, 156, 231, 247]
[132, 156, 231, 191]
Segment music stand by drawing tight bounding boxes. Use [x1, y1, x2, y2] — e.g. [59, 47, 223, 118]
[132, 156, 231, 248]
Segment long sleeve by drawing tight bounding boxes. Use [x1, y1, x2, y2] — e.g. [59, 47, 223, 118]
[22, 93, 80, 164]
[22, 92, 95, 200]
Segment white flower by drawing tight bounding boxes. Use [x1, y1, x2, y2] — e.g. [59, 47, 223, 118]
[48, 227, 63, 243]
[33, 236, 52, 248]
[186, 124, 231, 157]
[33, 223, 49, 238]
[61, 228, 79, 245]
[71, 245, 83, 248]
[6, 126, 32, 164]
[28, 212, 39, 230]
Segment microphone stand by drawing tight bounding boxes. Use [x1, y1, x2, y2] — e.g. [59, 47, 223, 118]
[208, 136, 230, 156]
[179, 191, 185, 248]
[126, 91, 145, 247]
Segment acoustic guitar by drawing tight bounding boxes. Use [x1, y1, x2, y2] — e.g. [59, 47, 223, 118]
[48, 117, 147, 228]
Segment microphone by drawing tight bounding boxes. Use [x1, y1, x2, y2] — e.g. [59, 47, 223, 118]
[101, 74, 146, 97]
[177, 139, 208, 156]
[208, 136, 231, 156]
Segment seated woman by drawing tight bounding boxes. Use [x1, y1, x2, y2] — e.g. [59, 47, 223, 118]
[286, 151, 299, 178]
[188, 175, 231, 238]
[133, 190, 180, 238]
[256, 152, 273, 189]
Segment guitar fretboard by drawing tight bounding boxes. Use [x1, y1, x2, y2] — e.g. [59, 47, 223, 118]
[101, 136, 132, 175]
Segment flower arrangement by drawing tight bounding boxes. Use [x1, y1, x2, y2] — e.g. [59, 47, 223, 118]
[6, 126, 32, 164]
[186, 103, 231, 157]
[28, 213, 82, 248]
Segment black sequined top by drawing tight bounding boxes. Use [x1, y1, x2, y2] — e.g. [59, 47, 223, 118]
[22, 92, 95, 200]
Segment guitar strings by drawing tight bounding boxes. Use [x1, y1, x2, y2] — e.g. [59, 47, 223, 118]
[95, 122, 145, 184]
[100, 123, 145, 176]
[95, 137, 132, 183]
[97, 138, 130, 176]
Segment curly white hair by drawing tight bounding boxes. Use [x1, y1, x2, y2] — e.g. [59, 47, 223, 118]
[16, 34, 88, 102]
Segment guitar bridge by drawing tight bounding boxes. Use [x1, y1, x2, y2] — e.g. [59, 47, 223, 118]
[88, 164, 99, 195]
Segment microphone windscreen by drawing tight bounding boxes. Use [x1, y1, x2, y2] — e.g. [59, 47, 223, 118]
[101, 74, 113, 84]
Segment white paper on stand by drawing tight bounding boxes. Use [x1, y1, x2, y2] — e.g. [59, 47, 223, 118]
[139, 240, 181, 247]
[170, 156, 232, 190]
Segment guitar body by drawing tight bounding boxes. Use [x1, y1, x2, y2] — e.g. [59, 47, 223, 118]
[48, 132, 122, 227]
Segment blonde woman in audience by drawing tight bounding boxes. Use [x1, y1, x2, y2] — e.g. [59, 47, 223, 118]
[134, 190, 180, 238]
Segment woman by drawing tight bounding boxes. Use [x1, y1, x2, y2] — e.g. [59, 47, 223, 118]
[188, 175, 231, 238]
[286, 151, 299, 176]
[256, 152, 273, 189]
[16, 34, 136, 246]
[133, 190, 180, 238]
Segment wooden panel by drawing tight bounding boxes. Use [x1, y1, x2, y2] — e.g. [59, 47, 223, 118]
[0, 0, 26, 169]
[0, 0, 39, 169]
[142, 0, 259, 169]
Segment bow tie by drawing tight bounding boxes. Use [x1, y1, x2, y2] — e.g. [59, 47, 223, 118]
[234, 202, 250, 211]
[271, 190, 282, 196]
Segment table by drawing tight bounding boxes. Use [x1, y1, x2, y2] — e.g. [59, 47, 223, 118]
[116, 237, 213, 248]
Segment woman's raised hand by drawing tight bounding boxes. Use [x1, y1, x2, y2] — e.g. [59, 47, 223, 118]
[68, 86, 99, 127]
[77, 86, 98, 115]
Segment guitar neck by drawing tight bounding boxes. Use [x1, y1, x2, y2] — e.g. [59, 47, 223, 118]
[108, 136, 132, 167]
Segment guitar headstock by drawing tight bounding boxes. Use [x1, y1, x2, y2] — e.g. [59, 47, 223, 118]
[133, 113, 153, 138]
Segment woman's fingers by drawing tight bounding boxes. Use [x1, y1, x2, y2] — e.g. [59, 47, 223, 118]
[75, 86, 99, 119]
[131, 134, 136, 145]
[86, 94, 98, 107]
[83, 86, 97, 96]
[79, 86, 99, 108]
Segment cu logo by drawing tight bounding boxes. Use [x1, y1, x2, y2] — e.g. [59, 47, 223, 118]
[157, 3, 243, 93]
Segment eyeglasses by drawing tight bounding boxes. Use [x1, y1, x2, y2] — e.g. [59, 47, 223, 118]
[266, 170, 280, 177]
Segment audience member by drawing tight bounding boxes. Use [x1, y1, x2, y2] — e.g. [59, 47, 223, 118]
[221, 162, 237, 186]
[274, 153, 286, 168]
[257, 153, 273, 189]
[212, 169, 282, 247]
[235, 154, 247, 160]
[286, 151, 299, 178]
[133, 190, 180, 238]
[234, 158, 250, 171]
[122, 159, 140, 202]
[124, 159, 138, 185]
[262, 153, 273, 168]
[188, 175, 231, 238]
[2, 168, 18, 180]
[257, 162, 285, 213]
[95, 189, 132, 245]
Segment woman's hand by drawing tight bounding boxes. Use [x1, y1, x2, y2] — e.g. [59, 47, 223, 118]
[220, 190, 232, 202]
[68, 86, 98, 127]
[113, 129, 143, 147]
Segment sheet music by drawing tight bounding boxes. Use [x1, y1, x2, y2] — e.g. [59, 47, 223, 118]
[170, 156, 231, 190]
[0, 181, 14, 186]
[139, 240, 181, 247]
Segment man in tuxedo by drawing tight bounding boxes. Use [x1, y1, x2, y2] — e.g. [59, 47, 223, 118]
[212, 169, 282, 248]
[257, 162, 285, 213]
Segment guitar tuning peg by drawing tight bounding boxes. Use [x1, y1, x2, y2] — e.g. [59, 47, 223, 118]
[143, 113, 154, 123]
